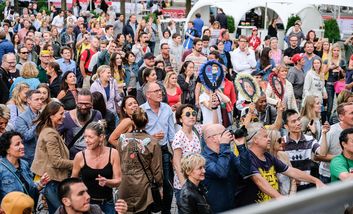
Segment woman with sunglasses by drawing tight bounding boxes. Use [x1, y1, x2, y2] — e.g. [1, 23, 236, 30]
[267, 129, 296, 195]
[172, 103, 219, 204]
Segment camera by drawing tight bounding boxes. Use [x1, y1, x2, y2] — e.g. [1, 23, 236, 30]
[227, 125, 248, 139]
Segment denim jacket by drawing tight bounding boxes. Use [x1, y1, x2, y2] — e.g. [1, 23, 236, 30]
[123, 63, 139, 87]
[15, 107, 38, 165]
[0, 158, 38, 202]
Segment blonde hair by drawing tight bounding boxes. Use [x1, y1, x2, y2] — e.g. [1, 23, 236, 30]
[300, 96, 319, 120]
[181, 153, 205, 179]
[0, 104, 10, 120]
[92, 65, 110, 81]
[8, 83, 29, 112]
[267, 129, 281, 156]
[20, 62, 39, 78]
[327, 43, 342, 66]
[163, 71, 178, 88]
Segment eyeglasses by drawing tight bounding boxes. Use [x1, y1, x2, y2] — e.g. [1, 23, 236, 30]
[239, 40, 248, 43]
[148, 89, 162, 94]
[77, 103, 92, 107]
[21, 52, 28, 54]
[6, 61, 16, 65]
[182, 110, 197, 117]
[290, 40, 298, 42]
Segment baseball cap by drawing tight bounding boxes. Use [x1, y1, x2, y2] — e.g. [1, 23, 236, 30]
[1, 192, 34, 214]
[143, 52, 155, 60]
[291, 53, 303, 64]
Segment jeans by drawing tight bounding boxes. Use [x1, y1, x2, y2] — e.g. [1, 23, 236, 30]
[96, 199, 115, 214]
[326, 83, 335, 119]
[43, 181, 61, 214]
[161, 147, 174, 214]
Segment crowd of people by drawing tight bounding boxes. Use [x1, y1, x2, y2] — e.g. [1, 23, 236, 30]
[0, 1, 353, 213]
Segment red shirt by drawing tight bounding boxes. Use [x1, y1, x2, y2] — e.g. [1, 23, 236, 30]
[167, 87, 182, 107]
[80, 48, 96, 70]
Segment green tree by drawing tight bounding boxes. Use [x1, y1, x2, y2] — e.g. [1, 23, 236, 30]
[286, 15, 301, 33]
[324, 19, 341, 43]
[227, 16, 235, 33]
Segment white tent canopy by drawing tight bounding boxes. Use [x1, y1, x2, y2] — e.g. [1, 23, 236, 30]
[186, 0, 353, 35]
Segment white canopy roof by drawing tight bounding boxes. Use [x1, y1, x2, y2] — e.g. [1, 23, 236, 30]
[186, 0, 352, 34]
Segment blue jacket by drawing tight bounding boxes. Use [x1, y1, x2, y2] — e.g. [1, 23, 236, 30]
[123, 63, 139, 87]
[0, 158, 39, 202]
[15, 107, 38, 165]
[256, 59, 276, 81]
[0, 39, 15, 66]
[201, 144, 253, 213]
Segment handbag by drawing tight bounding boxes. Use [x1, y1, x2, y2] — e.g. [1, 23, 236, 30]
[134, 141, 162, 213]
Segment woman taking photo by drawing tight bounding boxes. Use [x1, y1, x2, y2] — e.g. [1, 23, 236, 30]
[108, 96, 138, 147]
[110, 53, 125, 94]
[117, 107, 163, 213]
[46, 61, 62, 98]
[123, 51, 139, 97]
[178, 153, 211, 214]
[266, 65, 298, 112]
[6, 83, 29, 125]
[57, 71, 77, 111]
[177, 61, 196, 105]
[303, 58, 327, 103]
[300, 96, 323, 140]
[0, 131, 50, 202]
[164, 71, 182, 112]
[136, 68, 168, 105]
[90, 65, 122, 114]
[72, 121, 122, 214]
[31, 101, 73, 213]
[323, 43, 346, 118]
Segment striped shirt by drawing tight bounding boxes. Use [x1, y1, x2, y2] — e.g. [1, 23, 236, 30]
[284, 133, 320, 185]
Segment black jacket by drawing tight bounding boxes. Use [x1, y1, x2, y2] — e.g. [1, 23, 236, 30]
[178, 180, 212, 214]
[0, 67, 10, 104]
[123, 22, 137, 41]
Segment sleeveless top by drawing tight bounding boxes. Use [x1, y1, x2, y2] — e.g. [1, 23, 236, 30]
[81, 148, 113, 200]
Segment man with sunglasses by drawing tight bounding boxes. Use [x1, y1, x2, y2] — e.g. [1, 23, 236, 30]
[201, 124, 254, 212]
[141, 82, 175, 214]
[235, 122, 324, 207]
[15, 46, 30, 71]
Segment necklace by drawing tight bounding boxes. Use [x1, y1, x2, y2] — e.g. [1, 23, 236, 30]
[132, 129, 146, 134]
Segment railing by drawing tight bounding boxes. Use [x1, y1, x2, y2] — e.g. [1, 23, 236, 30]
[223, 180, 353, 214]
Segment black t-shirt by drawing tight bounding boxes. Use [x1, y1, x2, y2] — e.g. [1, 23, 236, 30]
[284, 46, 302, 58]
[235, 151, 288, 207]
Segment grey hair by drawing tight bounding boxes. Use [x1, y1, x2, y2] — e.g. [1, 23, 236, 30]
[86, 120, 107, 136]
[0, 104, 10, 120]
[143, 82, 152, 96]
[2, 53, 15, 63]
[246, 122, 265, 146]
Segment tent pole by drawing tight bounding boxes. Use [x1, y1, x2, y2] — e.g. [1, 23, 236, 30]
[264, 3, 268, 29]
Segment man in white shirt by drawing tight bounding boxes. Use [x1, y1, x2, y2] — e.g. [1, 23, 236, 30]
[51, 11, 65, 33]
[230, 35, 257, 74]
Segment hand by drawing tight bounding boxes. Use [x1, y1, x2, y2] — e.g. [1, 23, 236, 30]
[96, 174, 108, 187]
[220, 130, 232, 144]
[211, 93, 220, 109]
[308, 121, 316, 134]
[233, 136, 246, 145]
[323, 93, 328, 100]
[322, 122, 330, 134]
[152, 132, 165, 140]
[315, 179, 326, 189]
[40, 173, 51, 186]
[115, 199, 128, 214]
[249, 103, 256, 114]
[277, 101, 285, 112]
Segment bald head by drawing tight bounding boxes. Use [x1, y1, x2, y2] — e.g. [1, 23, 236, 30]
[203, 124, 225, 139]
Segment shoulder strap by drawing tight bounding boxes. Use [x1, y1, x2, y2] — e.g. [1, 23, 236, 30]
[82, 151, 87, 165]
[109, 147, 112, 163]
[192, 126, 201, 142]
[0, 161, 29, 195]
[132, 135, 155, 183]
[68, 111, 97, 149]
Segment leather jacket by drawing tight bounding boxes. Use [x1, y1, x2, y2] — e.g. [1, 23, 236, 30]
[178, 179, 212, 214]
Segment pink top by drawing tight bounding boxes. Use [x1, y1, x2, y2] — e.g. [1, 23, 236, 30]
[271, 49, 282, 65]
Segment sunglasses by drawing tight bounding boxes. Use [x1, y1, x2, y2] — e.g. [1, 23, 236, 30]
[182, 110, 197, 117]
[21, 52, 29, 54]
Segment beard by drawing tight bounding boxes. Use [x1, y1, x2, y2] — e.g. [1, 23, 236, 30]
[77, 108, 91, 122]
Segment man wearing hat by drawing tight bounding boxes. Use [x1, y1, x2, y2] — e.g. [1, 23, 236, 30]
[287, 53, 305, 108]
[235, 122, 324, 206]
[137, 52, 157, 86]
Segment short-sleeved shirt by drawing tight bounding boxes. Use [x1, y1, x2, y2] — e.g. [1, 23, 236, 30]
[330, 154, 353, 182]
[167, 87, 182, 107]
[284, 133, 320, 185]
[235, 151, 288, 206]
[80, 49, 96, 71]
[172, 124, 202, 189]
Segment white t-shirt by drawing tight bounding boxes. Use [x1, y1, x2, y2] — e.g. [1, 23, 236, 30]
[51, 15, 64, 33]
[199, 92, 222, 125]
